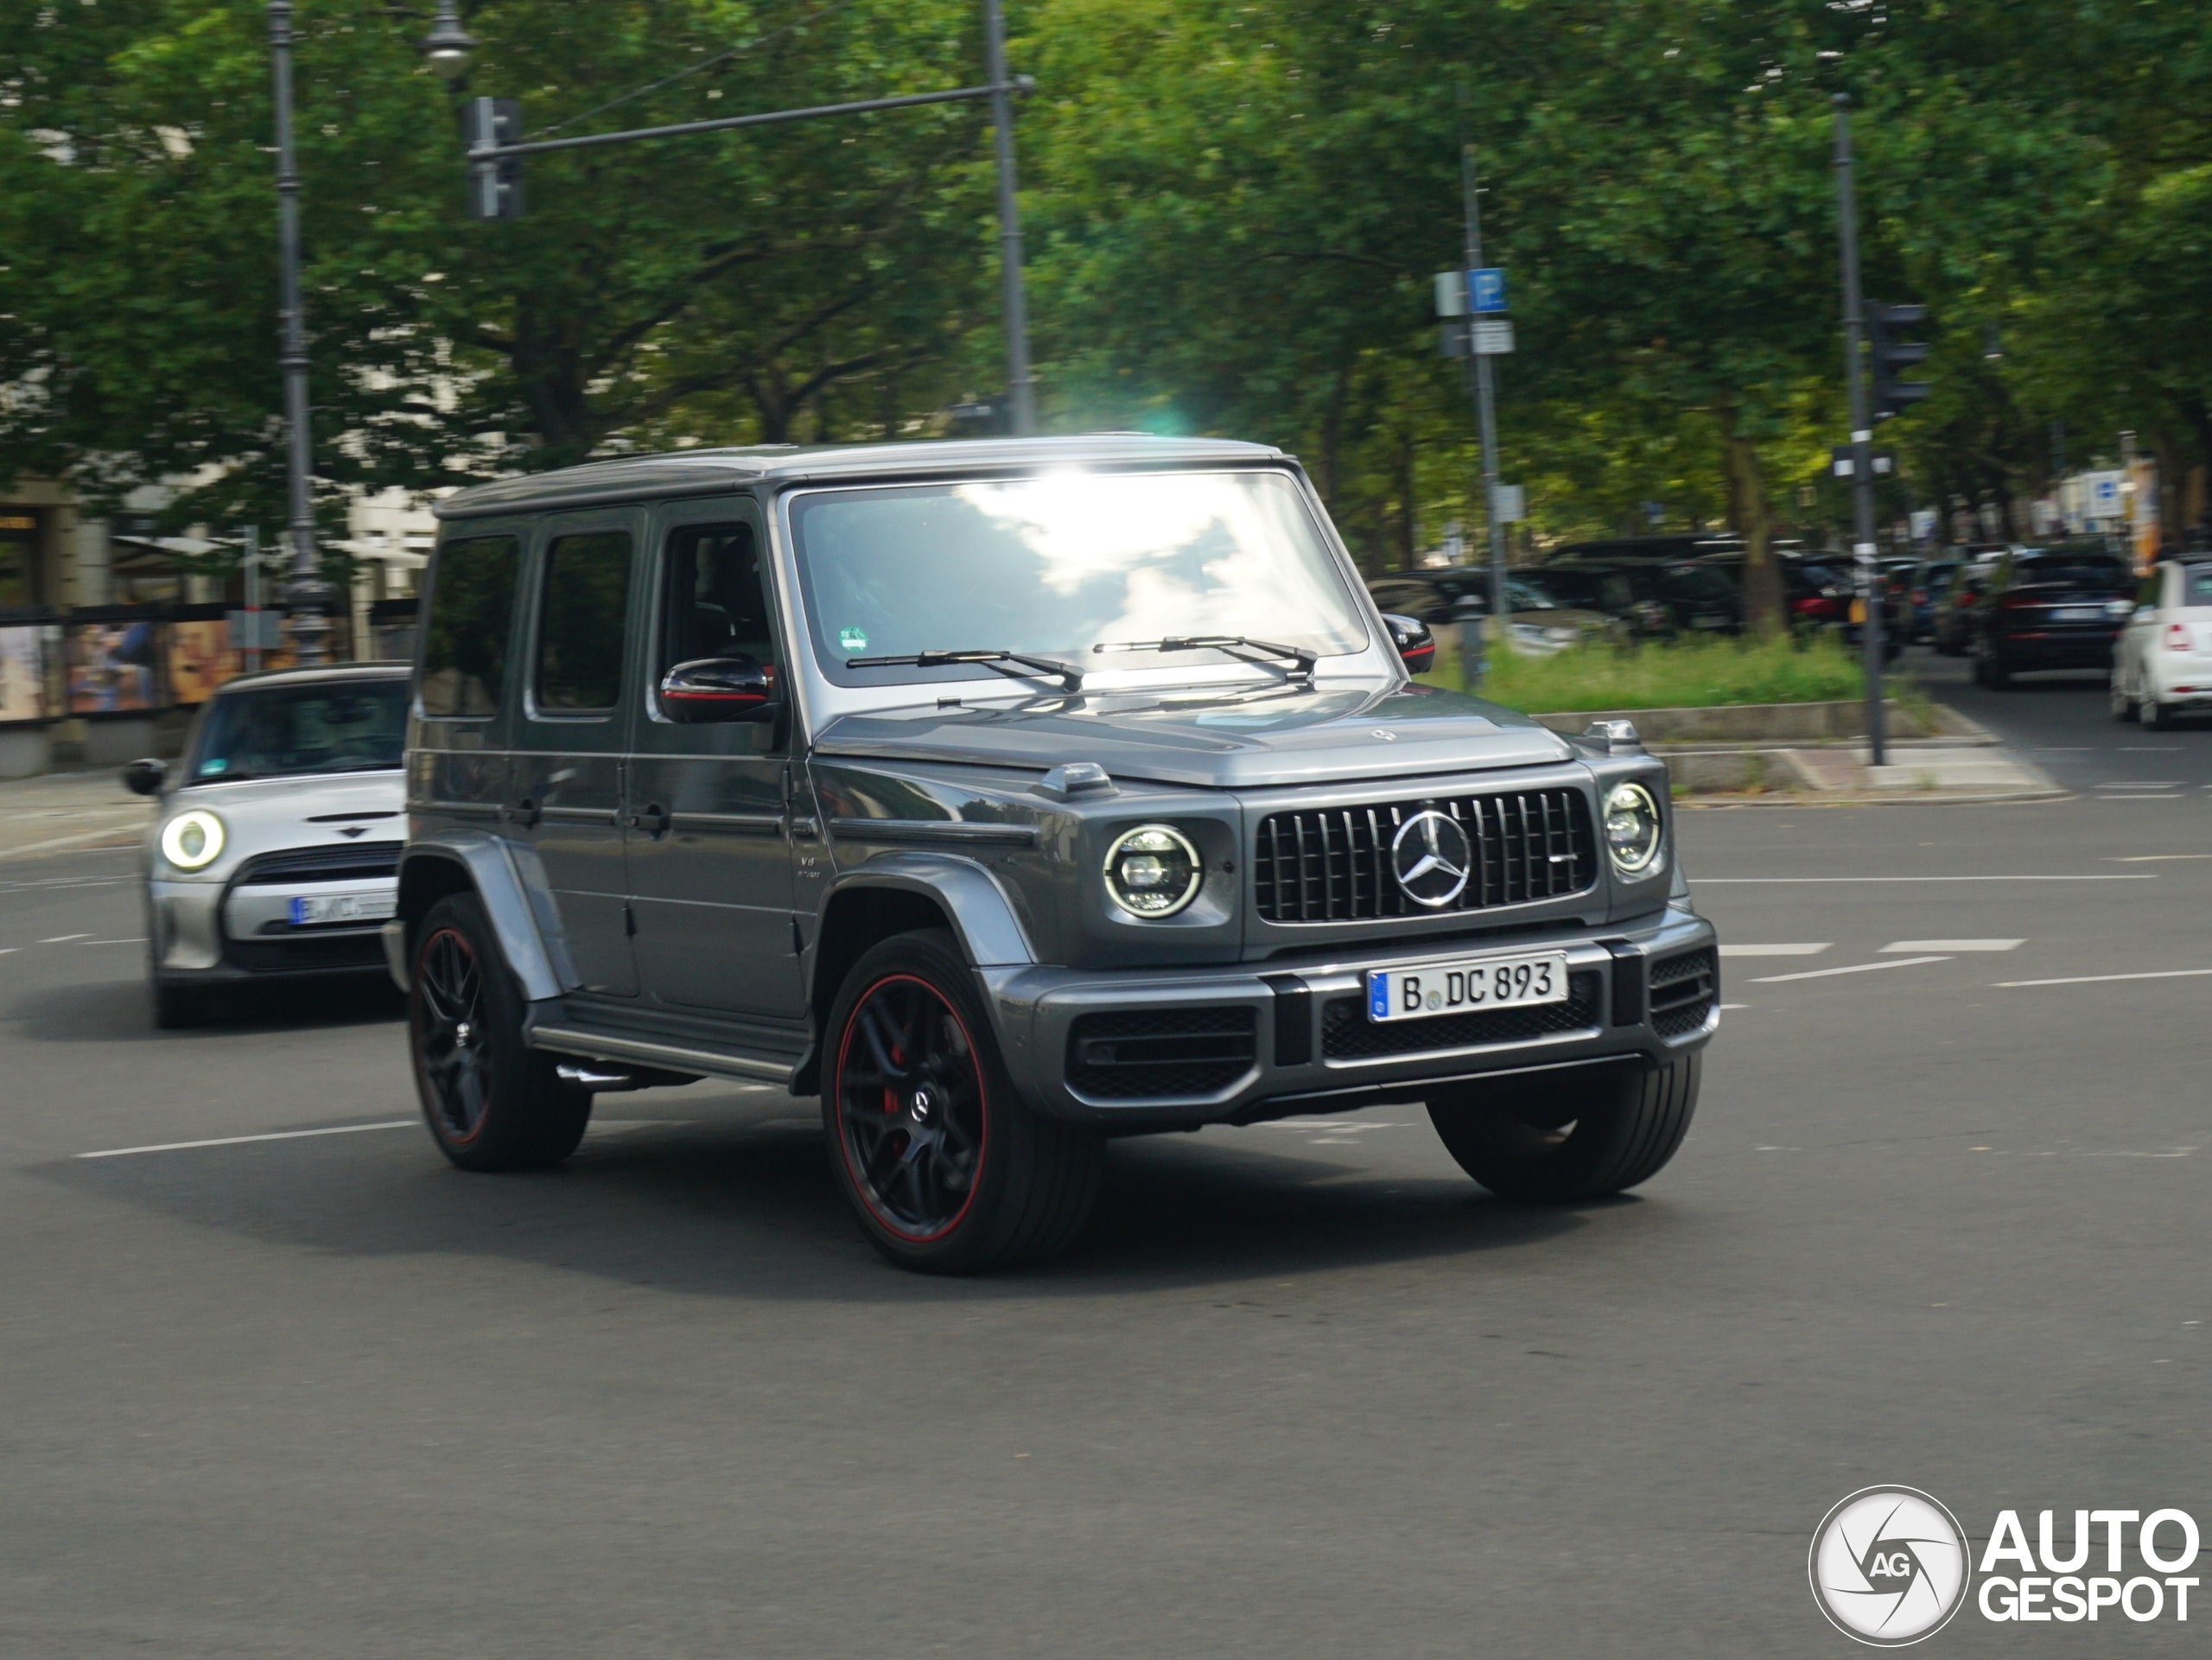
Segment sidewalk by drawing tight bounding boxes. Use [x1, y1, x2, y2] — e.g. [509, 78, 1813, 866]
[0, 770, 152, 860]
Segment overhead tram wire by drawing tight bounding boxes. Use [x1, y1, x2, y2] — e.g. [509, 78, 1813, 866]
[534, 0, 863, 139]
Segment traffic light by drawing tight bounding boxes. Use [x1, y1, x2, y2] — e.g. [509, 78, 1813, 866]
[1867, 302, 1929, 417]
[462, 98, 525, 221]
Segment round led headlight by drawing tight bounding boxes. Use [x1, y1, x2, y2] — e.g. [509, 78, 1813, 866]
[1103, 824, 1203, 919]
[159, 809, 226, 872]
[1603, 781, 1663, 877]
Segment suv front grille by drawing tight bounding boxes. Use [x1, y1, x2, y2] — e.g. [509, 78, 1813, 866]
[1649, 947, 1717, 1039]
[233, 842, 403, 886]
[1320, 971, 1602, 1060]
[1253, 790, 1595, 924]
[1066, 1007, 1258, 1099]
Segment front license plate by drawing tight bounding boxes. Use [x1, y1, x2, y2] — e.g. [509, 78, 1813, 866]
[1366, 952, 1570, 1023]
[289, 892, 395, 926]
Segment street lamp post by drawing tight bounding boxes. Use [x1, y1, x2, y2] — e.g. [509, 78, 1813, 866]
[266, 0, 332, 665]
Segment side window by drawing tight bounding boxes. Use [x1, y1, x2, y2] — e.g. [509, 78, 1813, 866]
[660, 523, 775, 681]
[419, 534, 520, 718]
[535, 531, 634, 713]
[2183, 565, 2212, 607]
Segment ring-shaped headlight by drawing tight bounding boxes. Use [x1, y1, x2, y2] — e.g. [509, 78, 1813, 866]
[160, 809, 226, 872]
[1103, 824, 1203, 919]
[1603, 781, 1663, 877]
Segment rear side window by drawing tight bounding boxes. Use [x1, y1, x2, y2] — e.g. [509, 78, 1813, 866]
[2180, 566, 2212, 607]
[536, 531, 633, 712]
[419, 534, 520, 718]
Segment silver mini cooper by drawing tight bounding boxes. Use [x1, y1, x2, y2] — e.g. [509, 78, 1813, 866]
[126, 664, 410, 1027]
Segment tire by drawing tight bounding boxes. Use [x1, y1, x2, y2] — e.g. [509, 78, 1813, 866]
[2140, 691, 2164, 729]
[2111, 671, 2139, 722]
[1974, 648, 2009, 690]
[1427, 1054, 1700, 1203]
[408, 893, 592, 1172]
[821, 929, 1103, 1273]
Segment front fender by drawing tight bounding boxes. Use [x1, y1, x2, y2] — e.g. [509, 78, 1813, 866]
[817, 851, 1037, 970]
[394, 830, 579, 1002]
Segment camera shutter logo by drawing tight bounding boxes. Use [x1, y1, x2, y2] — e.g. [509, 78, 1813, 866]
[1389, 810, 1471, 907]
[1809, 1487, 1970, 1646]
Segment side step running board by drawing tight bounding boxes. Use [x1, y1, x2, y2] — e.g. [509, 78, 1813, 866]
[529, 1023, 796, 1087]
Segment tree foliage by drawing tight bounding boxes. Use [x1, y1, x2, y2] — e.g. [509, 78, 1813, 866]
[3, 0, 2207, 569]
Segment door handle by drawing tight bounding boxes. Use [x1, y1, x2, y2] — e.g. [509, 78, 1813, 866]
[505, 797, 540, 828]
[626, 802, 671, 836]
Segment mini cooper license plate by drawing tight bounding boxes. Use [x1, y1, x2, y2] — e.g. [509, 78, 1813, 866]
[289, 892, 395, 926]
[1366, 951, 1569, 1023]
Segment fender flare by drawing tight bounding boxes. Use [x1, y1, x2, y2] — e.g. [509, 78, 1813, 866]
[816, 851, 1038, 975]
[395, 830, 579, 1002]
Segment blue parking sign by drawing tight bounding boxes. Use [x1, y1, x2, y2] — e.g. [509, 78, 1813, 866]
[1468, 268, 1508, 314]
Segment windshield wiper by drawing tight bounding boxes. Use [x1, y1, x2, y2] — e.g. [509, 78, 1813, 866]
[847, 648, 1084, 692]
[1092, 635, 1317, 678]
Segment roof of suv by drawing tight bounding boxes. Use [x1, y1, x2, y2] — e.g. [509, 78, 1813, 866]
[433, 435, 1291, 521]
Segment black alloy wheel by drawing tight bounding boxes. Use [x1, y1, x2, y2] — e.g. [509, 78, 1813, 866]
[833, 974, 988, 1243]
[821, 929, 1103, 1273]
[407, 891, 591, 1172]
[416, 924, 493, 1147]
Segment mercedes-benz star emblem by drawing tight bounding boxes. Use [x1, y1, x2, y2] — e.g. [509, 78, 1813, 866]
[1389, 810, 1471, 908]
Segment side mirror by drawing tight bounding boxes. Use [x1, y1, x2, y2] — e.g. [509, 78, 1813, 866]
[121, 757, 166, 797]
[1382, 613, 1436, 675]
[658, 655, 780, 724]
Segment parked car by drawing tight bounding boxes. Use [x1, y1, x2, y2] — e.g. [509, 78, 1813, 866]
[1968, 544, 2136, 687]
[124, 664, 410, 1027]
[1907, 556, 1966, 643]
[2111, 557, 2212, 727]
[1687, 551, 1903, 656]
[392, 436, 1719, 1272]
[1931, 558, 2000, 655]
[1365, 569, 1618, 655]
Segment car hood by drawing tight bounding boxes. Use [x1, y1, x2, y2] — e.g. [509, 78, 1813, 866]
[155, 768, 407, 880]
[810, 683, 1576, 789]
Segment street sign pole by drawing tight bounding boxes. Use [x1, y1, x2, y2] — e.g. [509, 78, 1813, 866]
[1833, 94, 1885, 768]
[1457, 87, 1506, 687]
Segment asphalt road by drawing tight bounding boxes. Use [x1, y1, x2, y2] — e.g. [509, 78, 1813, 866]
[3, 710, 2207, 1656]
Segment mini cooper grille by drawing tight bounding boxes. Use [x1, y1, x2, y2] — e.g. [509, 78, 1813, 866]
[1649, 947, 1718, 1040]
[233, 842, 403, 886]
[1067, 1007, 1259, 1099]
[220, 932, 389, 974]
[1252, 791, 1595, 924]
[1320, 970, 1602, 1060]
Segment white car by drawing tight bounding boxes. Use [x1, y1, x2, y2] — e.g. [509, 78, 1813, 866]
[2111, 558, 2212, 728]
[125, 664, 410, 1027]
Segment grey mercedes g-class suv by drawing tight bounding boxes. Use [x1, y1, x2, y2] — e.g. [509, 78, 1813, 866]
[385, 436, 1717, 1271]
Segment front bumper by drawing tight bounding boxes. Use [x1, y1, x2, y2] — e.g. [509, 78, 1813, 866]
[979, 904, 1718, 1129]
[149, 874, 397, 985]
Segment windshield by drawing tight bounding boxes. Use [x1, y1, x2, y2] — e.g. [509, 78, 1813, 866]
[184, 679, 409, 785]
[789, 471, 1368, 687]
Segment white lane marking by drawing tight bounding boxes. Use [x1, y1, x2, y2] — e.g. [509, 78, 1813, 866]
[2121, 747, 2182, 752]
[1719, 944, 1830, 957]
[1881, 938, 2022, 953]
[1751, 955, 1951, 984]
[2107, 854, 2212, 862]
[82, 938, 147, 945]
[2098, 780, 2183, 788]
[39, 933, 92, 944]
[0, 826, 145, 861]
[1692, 875, 2152, 884]
[1719, 1002, 1750, 1010]
[78, 1121, 415, 1159]
[1997, 968, 2212, 989]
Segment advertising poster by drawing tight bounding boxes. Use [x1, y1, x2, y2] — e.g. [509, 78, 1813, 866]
[0, 626, 41, 723]
[65, 619, 158, 714]
[166, 619, 236, 705]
